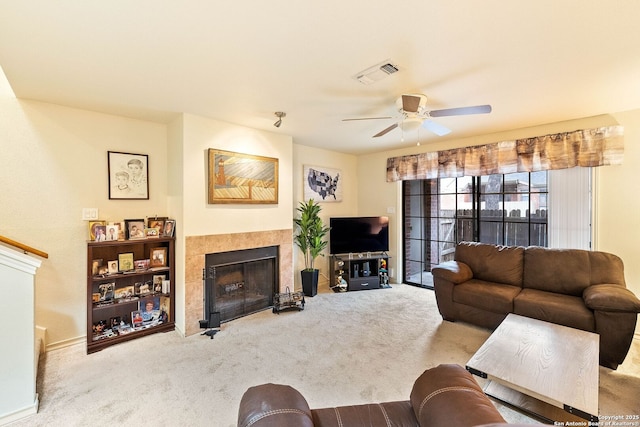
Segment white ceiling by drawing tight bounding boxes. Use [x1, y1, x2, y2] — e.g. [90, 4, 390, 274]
[1, 1, 639, 155]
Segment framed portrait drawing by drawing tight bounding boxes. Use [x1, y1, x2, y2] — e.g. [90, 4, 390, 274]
[108, 151, 149, 200]
[207, 149, 278, 204]
[125, 219, 145, 240]
[150, 247, 167, 268]
[303, 165, 343, 202]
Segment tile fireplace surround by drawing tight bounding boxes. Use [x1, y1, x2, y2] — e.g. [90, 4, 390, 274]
[184, 229, 294, 336]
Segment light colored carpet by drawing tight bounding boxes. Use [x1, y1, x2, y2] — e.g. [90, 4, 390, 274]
[15, 284, 640, 426]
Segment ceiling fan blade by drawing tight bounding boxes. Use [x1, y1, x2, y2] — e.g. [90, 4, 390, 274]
[373, 123, 398, 138]
[429, 104, 492, 117]
[402, 95, 421, 113]
[342, 116, 392, 121]
[422, 120, 451, 136]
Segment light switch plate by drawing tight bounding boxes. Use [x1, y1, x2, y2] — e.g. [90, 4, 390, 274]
[82, 208, 99, 220]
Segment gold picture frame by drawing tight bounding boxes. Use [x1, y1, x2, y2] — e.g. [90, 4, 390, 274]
[207, 149, 278, 204]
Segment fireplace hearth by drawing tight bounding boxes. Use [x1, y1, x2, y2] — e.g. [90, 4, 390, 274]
[203, 246, 278, 325]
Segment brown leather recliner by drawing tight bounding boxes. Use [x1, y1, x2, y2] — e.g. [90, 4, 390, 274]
[237, 364, 529, 427]
[432, 242, 640, 369]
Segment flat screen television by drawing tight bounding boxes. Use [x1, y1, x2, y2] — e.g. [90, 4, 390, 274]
[329, 216, 389, 254]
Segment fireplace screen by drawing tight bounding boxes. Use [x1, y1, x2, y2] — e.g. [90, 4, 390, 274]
[205, 246, 277, 323]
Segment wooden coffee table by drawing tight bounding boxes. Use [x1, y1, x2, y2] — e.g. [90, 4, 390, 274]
[466, 313, 599, 423]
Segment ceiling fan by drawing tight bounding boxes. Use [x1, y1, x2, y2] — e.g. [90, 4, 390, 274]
[343, 94, 492, 138]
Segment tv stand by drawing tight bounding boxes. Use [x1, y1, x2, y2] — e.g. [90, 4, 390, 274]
[329, 253, 390, 292]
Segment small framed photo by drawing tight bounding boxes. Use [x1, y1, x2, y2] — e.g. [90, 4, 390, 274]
[89, 220, 106, 241]
[150, 247, 167, 268]
[108, 151, 149, 200]
[92, 259, 103, 275]
[98, 282, 115, 302]
[118, 252, 134, 272]
[148, 217, 166, 232]
[125, 219, 146, 240]
[134, 259, 150, 271]
[92, 293, 101, 303]
[114, 285, 134, 300]
[108, 221, 126, 241]
[153, 275, 164, 293]
[107, 260, 119, 274]
[131, 310, 144, 327]
[163, 219, 176, 237]
[145, 227, 160, 238]
[105, 224, 120, 241]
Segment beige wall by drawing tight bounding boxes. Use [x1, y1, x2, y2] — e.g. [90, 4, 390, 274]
[0, 73, 169, 347]
[292, 145, 358, 289]
[356, 112, 640, 302]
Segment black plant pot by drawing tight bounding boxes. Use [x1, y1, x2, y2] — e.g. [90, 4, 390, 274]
[301, 269, 319, 297]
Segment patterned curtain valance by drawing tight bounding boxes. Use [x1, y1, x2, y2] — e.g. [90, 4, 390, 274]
[386, 125, 624, 182]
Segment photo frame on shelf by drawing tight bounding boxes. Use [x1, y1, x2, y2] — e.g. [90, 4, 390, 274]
[207, 148, 278, 204]
[131, 310, 143, 327]
[108, 221, 126, 241]
[153, 275, 165, 292]
[88, 220, 106, 241]
[105, 224, 120, 241]
[163, 219, 176, 237]
[148, 217, 166, 232]
[107, 260, 119, 274]
[150, 247, 167, 268]
[125, 219, 146, 240]
[108, 151, 149, 200]
[118, 252, 134, 272]
[145, 227, 160, 238]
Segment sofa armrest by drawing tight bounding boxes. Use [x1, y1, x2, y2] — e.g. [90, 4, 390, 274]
[431, 261, 473, 284]
[237, 383, 314, 427]
[410, 364, 505, 427]
[583, 284, 640, 313]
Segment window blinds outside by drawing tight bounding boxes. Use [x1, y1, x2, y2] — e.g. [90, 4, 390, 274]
[548, 167, 592, 250]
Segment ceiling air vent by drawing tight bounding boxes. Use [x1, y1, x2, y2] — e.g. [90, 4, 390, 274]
[353, 60, 400, 85]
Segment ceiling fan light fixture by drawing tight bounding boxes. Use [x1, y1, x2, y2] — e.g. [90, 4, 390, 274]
[273, 111, 286, 128]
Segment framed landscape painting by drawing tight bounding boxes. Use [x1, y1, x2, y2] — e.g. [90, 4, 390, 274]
[207, 149, 278, 204]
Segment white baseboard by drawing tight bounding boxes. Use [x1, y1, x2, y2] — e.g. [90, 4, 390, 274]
[0, 396, 38, 426]
[45, 335, 85, 352]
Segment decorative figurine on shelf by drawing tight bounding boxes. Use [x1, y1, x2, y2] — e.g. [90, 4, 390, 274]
[379, 259, 390, 288]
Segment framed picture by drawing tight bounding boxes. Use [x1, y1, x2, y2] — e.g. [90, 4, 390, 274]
[131, 310, 143, 327]
[105, 224, 119, 241]
[207, 148, 278, 204]
[108, 151, 149, 200]
[145, 227, 160, 238]
[134, 259, 150, 271]
[118, 252, 134, 272]
[153, 275, 165, 292]
[163, 219, 176, 237]
[125, 219, 146, 240]
[107, 260, 119, 274]
[150, 247, 167, 268]
[303, 165, 343, 202]
[148, 217, 166, 232]
[88, 220, 106, 241]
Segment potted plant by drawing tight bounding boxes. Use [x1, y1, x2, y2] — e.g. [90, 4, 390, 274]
[294, 199, 330, 297]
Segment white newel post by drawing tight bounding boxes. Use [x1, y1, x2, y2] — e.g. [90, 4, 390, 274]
[0, 245, 42, 424]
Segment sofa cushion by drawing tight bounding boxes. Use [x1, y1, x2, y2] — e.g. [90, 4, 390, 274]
[312, 401, 418, 427]
[455, 242, 524, 287]
[453, 279, 521, 314]
[514, 288, 595, 332]
[588, 252, 626, 286]
[237, 383, 314, 427]
[523, 246, 590, 296]
[410, 364, 506, 427]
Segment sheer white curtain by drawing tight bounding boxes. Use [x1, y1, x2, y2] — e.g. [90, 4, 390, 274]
[548, 167, 592, 250]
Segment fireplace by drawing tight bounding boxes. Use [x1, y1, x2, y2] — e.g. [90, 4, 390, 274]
[203, 246, 278, 325]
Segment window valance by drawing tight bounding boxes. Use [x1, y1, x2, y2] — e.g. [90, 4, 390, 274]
[386, 125, 624, 182]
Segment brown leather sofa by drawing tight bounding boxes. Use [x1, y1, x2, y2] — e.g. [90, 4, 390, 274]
[237, 364, 529, 427]
[432, 242, 640, 369]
